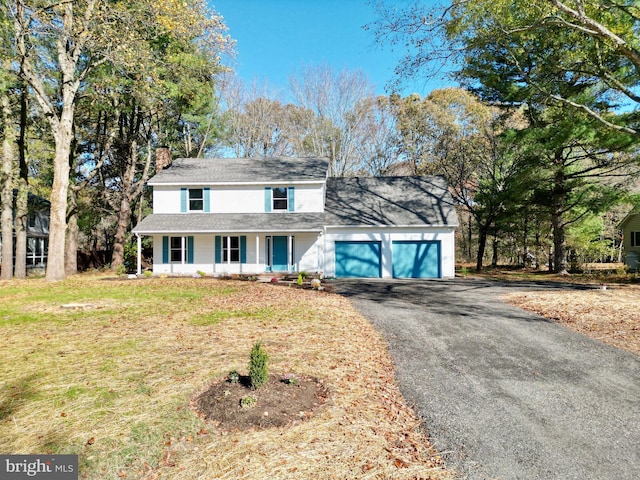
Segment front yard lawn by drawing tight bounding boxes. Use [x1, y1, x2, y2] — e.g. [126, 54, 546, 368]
[0, 275, 449, 479]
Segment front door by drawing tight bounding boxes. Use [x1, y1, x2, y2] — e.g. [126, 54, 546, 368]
[272, 236, 288, 271]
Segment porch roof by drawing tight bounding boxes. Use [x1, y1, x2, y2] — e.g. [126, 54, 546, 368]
[132, 212, 326, 235]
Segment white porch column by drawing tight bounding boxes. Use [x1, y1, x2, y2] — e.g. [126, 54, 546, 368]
[255, 235, 260, 272]
[288, 235, 293, 272]
[136, 234, 142, 275]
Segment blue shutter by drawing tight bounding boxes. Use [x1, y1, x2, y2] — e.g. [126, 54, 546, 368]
[180, 188, 187, 212]
[288, 186, 295, 212]
[240, 236, 247, 263]
[264, 187, 272, 212]
[187, 236, 194, 264]
[215, 236, 221, 263]
[162, 236, 169, 263]
[204, 188, 210, 213]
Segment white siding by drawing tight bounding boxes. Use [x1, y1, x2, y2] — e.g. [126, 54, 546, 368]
[153, 187, 182, 214]
[151, 233, 323, 276]
[152, 184, 325, 214]
[323, 227, 457, 278]
[211, 186, 264, 213]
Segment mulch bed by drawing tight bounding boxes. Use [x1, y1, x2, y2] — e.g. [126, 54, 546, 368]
[192, 375, 329, 431]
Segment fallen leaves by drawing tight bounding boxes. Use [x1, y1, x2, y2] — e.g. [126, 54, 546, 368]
[504, 287, 640, 355]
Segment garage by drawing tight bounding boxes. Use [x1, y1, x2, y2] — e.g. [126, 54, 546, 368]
[335, 241, 381, 278]
[392, 240, 441, 278]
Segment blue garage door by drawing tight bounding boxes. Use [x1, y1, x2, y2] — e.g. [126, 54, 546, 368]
[335, 241, 381, 278]
[392, 241, 441, 278]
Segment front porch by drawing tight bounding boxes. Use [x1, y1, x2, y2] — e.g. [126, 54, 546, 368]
[135, 232, 323, 277]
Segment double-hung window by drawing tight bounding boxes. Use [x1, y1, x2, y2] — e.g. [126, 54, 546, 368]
[189, 188, 204, 211]
[265, 186, 294, 212]
[215, 235, 246, 264]
[223, 236, 240, 262]
[162, 236, 194, 264]
[632, 232, 640, 247]
[273, 187, 288, 210]
[181, 187, 209, 212]
[170, 236, 186, 262]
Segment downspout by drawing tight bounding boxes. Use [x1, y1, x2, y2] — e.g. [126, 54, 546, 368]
[322, 226, 327, 278]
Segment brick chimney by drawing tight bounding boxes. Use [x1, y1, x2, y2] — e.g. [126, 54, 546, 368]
[155, 147, 172, 173]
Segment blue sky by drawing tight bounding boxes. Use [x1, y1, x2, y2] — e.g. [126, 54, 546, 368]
[211, 0, 451, 97]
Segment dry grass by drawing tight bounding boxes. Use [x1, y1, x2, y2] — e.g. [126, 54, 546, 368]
[0, 275, 450, 480]
[504, 285, 640, 356]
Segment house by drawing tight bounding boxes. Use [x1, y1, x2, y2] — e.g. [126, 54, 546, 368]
[619, 211, 640, 271]
[132, 155, 459, 278]
[0, 191, 50, 269]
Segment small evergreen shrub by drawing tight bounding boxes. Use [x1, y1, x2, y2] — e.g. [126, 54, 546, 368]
[227, 370, 240, 383]
[240, 395, 257, 408]
[297, 273, 303, 286]
[248, 340, 269, 389]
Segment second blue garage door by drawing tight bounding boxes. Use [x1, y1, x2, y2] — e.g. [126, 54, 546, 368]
[335, 241, 381, 278]
[392, 240, 441, 278]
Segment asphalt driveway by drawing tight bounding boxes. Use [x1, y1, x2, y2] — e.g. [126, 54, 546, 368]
[331, 278, 640, 480]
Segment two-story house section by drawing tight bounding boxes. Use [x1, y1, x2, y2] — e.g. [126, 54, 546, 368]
[132, 156, 459, 278]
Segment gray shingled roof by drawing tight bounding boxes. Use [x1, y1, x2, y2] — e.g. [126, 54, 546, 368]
[132, 212, 326, 234]
[149, 157, 329, 185]
[324, 176, 459, 227]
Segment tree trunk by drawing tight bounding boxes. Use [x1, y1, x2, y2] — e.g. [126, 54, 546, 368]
[13, 181, 28, 278]
[110, 141, 137, 272]
[1, 91, 15, 280]
[551, 160, 568, 275]
[467, 212, 473, 262]
[15, 0, 87, 282]
[476, 224, 490, 271]
[45, 124, 73, 282]
[14, 84, 29, 279]
[65, 188, 79, 275]
[491, 235, 499, 267]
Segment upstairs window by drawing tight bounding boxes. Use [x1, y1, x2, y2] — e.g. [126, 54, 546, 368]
[265, 186, 294, 212]
[189, 188, 204, 211]
[273, 187, 288, 210]
[181, 187, 209, 212]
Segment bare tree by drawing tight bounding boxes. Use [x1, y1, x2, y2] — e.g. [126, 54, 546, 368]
[289, 64, 376, 176]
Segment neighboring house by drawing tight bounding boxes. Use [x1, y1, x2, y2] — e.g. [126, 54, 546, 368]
[619, 211, 640, 271]
[132, 156, 459, 278]
[0, 192, 50, 268]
